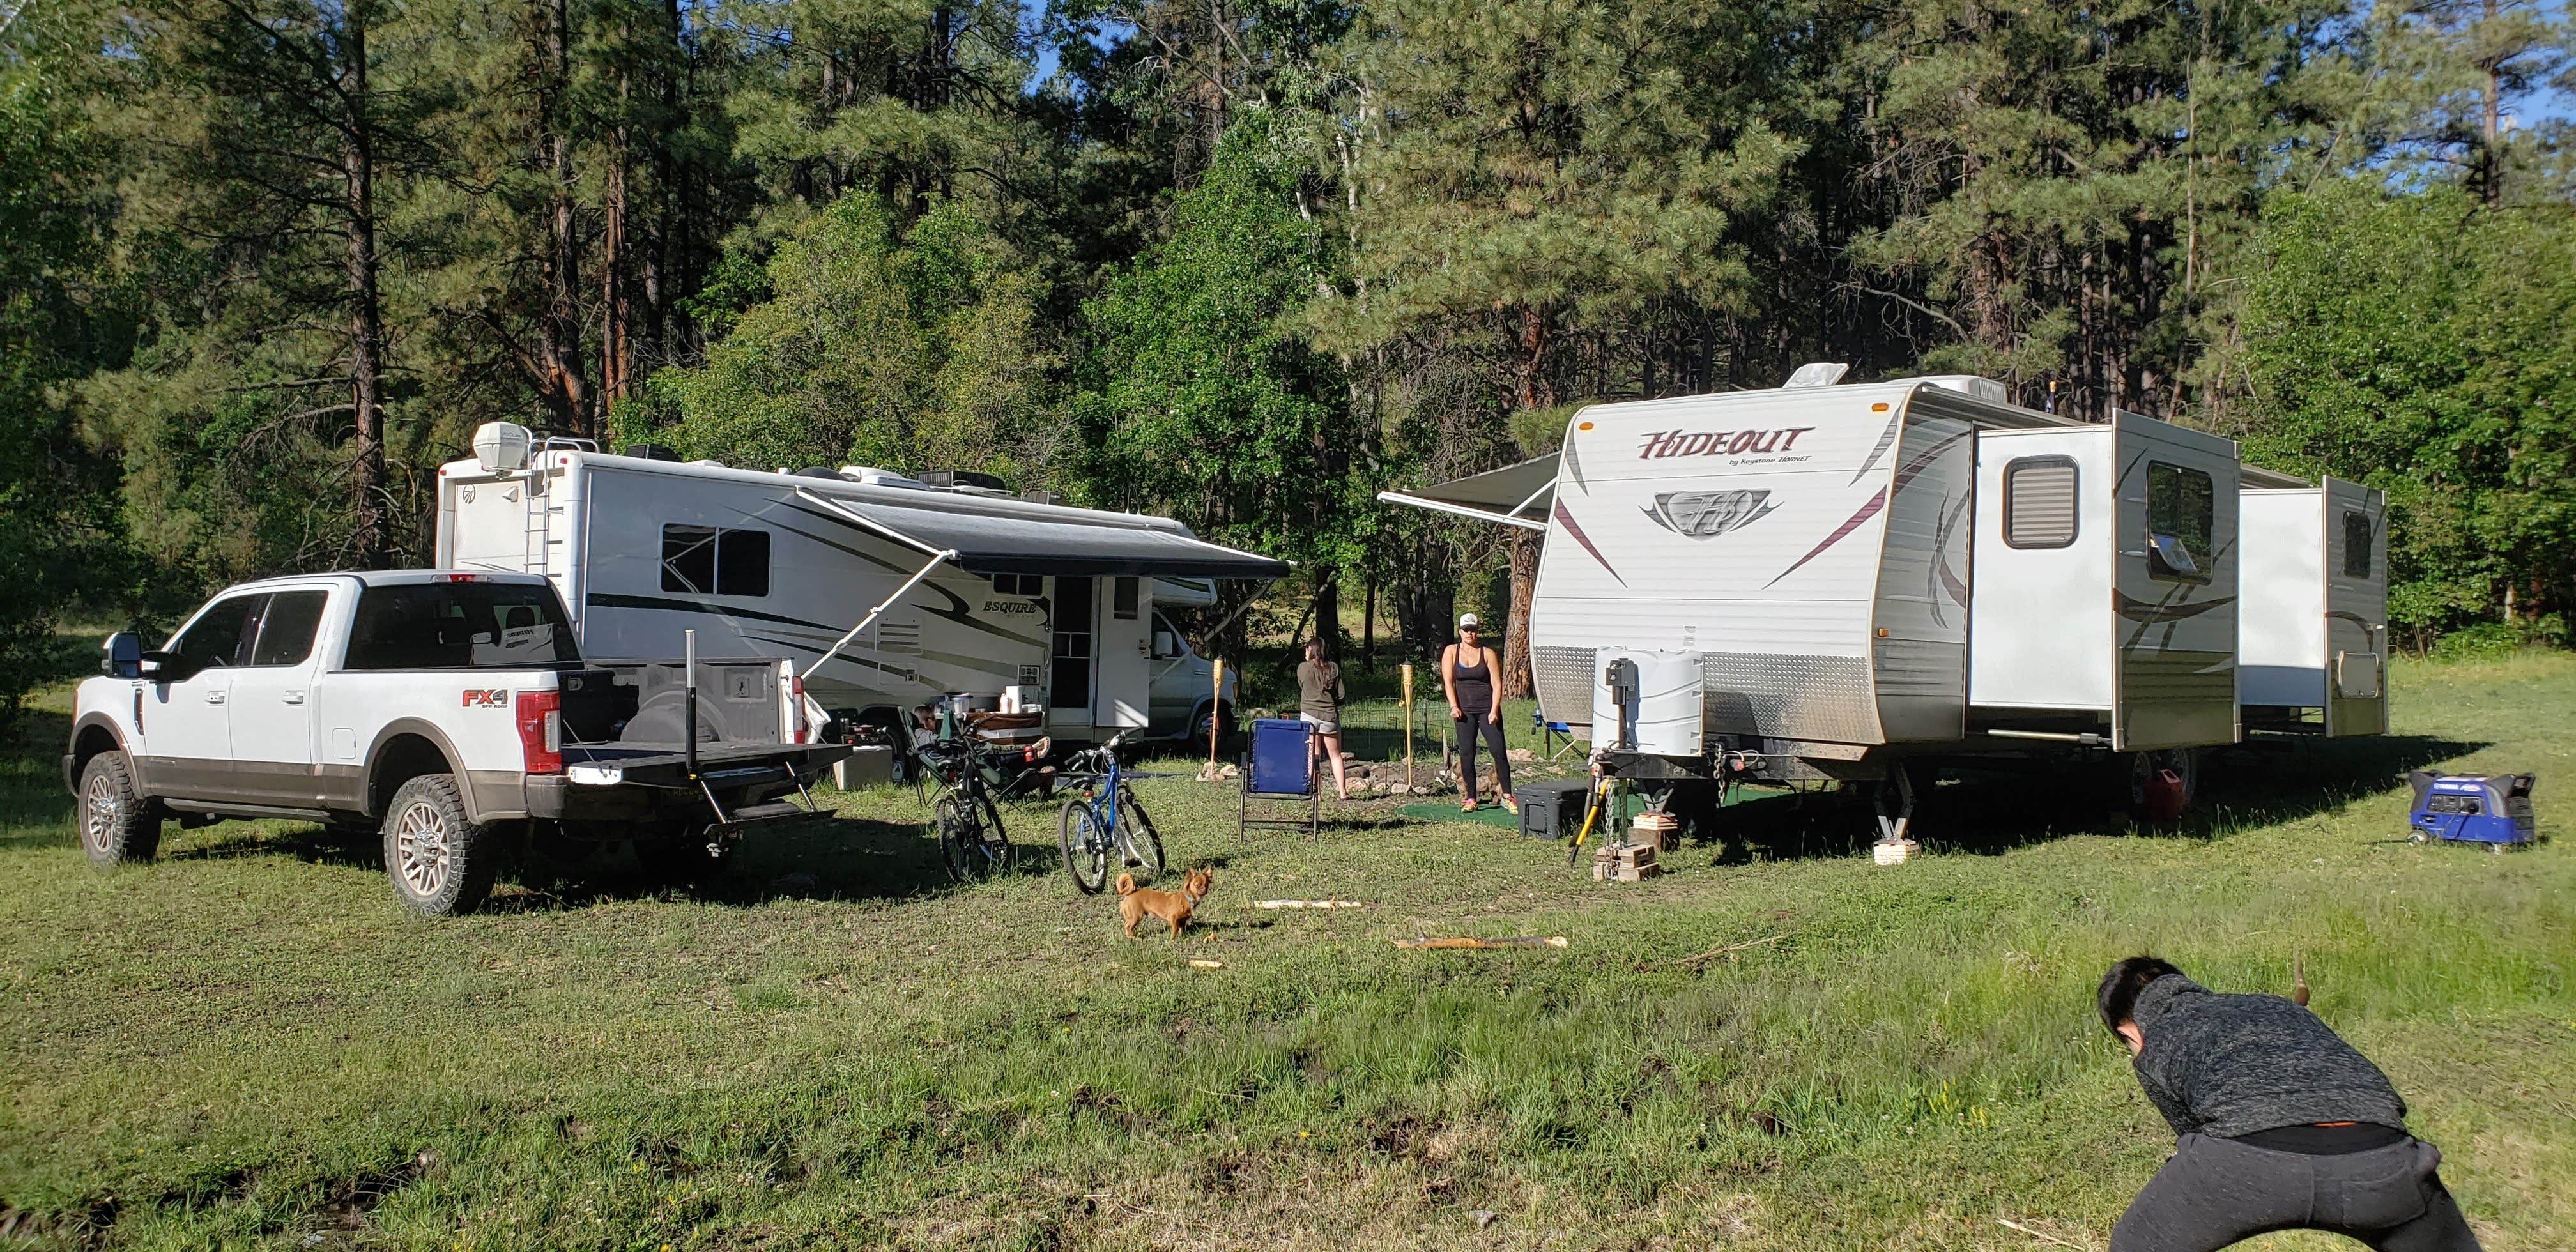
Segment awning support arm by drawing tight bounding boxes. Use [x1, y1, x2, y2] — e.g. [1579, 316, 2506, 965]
[1376, 491, 1551, 531]
[800, 548, 958, 683]
[1503, 478, 1556, 521]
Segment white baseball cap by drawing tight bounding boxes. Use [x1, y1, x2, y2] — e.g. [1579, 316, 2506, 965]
[1458, 613, 1482, 629]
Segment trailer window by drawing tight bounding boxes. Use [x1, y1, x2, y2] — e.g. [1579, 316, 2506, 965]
[1112, 576, 1140, 620]
[2003, 457, 2079, 549]
[990, 573, 1042, 597]
[2343, 511, 2374, 579]
[2146, 462, 2214, 584]
[661, 525, 770, 597]
[346, 581, 581, 669]
[249, 591, 329, 666]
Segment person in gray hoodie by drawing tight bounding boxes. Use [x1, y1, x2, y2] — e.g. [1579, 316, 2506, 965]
[2099, 956, 2480, 1251]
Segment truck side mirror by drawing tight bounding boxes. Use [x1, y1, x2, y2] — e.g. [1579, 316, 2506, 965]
[1153, 630, 1178, 659]
[137, 649, 200, 683]
[101, 632, 142, 679]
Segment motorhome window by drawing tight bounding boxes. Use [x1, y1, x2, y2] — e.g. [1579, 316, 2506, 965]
[2003, 457, 2079, 549]
[2145, 462, 2214, 584]
[990, 573, 1042, 597]
[1112, 576, 1139, 620]
[345, 581, 581, 669]
[716, 528, 770, 596]
[2343, 511, 2373, 578]
[249, 591, 328, 666]
[169, 595, 261, 670]
[660, 524, 769, 597]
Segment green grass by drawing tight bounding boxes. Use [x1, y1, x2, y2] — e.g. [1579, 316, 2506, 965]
[2, 656, 2572, 1249]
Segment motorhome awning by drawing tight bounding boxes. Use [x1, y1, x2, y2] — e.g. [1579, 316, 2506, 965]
[1377, 454, 1560, 530]
[797, 491, 1289, 579]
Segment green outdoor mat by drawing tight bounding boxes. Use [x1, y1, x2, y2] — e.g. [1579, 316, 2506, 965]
[1397, 801, 1525, 829]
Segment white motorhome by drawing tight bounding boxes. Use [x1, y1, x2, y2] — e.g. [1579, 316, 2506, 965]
[1385, 371, 2384, 832]
[435, 433, 1278, 749]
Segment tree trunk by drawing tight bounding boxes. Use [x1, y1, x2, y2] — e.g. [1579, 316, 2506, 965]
[537, 0, 590, 434]
[341, 2, 390, 569]
[601, 114, 630, 408]
[1503, 529, 1538, 700]
[1361, 573, 1376, 671]
[1311, 572, 1338, 654]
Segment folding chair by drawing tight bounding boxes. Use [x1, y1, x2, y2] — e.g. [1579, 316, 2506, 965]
[1239, 718, 1321, 838]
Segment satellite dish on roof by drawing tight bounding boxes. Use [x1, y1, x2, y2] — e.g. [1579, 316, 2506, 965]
[473, 422, 533, 474]
[1782, 362, 1851, 388]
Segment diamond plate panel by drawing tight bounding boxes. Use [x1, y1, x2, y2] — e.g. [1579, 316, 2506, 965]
[1698, 652, 1882, 745]
[1531, 645, 1598, 726]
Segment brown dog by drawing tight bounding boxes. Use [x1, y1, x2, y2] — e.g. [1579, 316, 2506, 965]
[1116, 868, 1211, 938]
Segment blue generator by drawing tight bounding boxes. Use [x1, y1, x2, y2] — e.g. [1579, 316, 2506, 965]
[2406, 772, 2536, 848]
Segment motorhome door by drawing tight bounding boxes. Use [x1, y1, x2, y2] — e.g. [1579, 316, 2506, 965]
[1094, 576, 1151, 729]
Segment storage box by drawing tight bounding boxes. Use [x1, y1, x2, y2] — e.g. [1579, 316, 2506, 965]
[1514, 778, 1594, 840]
[833, 745, 894, 791]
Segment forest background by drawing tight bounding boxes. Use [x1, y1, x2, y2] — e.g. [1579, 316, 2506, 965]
[3, 0, 2573, 714]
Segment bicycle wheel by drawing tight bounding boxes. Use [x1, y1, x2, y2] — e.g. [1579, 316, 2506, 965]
[1115, 785, 1165, 879]
[1059, 800, 1111, 894]
[975, 790, 1013, 876]
[934, 791, 977, 883]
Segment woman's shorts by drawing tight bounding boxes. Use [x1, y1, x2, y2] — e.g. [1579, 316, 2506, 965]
[1300, 713, 1340, 735]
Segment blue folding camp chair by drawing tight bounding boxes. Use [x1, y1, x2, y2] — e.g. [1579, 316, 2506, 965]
[1239, 718, 1321, 838]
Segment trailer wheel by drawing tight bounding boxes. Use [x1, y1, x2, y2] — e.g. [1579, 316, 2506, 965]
[2126, 749, 2202, 824]
[381, 774, 499, 916]
[79, 752, 162, 867]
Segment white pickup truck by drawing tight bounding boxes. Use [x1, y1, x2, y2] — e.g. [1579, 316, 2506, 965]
[65, 570, 848, 915]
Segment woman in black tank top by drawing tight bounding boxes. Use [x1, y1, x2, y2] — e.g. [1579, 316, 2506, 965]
[1439, 615, 1514, 813]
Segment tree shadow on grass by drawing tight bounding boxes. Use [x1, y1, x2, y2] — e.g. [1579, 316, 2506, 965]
[0, 709, 76, 851]
[1706, 733, 2487, 864]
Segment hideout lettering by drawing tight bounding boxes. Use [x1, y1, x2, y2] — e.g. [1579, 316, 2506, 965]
[1636, 427, 1814, 459]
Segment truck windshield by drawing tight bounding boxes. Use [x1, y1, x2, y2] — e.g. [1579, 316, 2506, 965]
[344, 581, 582, 669]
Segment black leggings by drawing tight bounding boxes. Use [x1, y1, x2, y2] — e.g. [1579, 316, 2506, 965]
[1454, 710, 1510, 797]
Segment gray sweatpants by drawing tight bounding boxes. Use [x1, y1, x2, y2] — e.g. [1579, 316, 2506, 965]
[2113, 1133, 2481, 1252]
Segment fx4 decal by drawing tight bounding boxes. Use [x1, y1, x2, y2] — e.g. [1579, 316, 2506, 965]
[461, 689, 509, 708]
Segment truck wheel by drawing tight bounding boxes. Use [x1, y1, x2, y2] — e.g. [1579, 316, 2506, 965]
[79, 752, 162, 866]
[381, 774, 499, 916]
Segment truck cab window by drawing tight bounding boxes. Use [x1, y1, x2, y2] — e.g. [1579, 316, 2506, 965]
[249, 591, 330, 666]
[661, 524, 770, 597]
[346, 581, 581, 669]
[2343, 511, 2374, 579]
[169, 595, 261, 670]
[2146, 462, 2214, 584]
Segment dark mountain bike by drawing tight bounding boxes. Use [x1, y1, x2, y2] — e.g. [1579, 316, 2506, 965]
[916, 737, 1014, 883]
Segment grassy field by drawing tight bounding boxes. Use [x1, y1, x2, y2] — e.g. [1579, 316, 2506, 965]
[2, 655, 2571, 1250]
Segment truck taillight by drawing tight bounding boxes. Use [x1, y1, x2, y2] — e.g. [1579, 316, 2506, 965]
[517, 691, 563, 774]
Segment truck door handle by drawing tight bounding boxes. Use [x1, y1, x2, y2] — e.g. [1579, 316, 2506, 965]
[205, 691, 226, 705]
[283, 691, 305, 705]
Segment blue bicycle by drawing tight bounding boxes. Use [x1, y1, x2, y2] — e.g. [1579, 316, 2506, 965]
[1055, 731, 1165, 894]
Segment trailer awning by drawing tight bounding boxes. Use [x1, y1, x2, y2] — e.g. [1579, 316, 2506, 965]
[1377, 454, 1560, 530]
[796, 490, 1289, 578]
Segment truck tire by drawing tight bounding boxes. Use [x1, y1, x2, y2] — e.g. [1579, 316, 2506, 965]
[79, 752, 162, 867]
[381, 774, 500, 916]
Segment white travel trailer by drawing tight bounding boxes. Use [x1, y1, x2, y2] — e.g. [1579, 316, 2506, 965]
[2239, 471, 2389, 737]
[434, 432, 1281, 748]
[1383, 372, 2307, 831]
